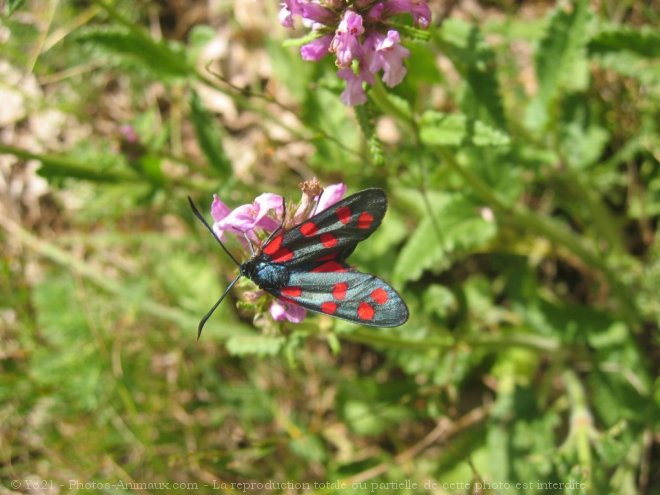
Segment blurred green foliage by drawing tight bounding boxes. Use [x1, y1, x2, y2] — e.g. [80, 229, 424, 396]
[0, 0, 658, 494]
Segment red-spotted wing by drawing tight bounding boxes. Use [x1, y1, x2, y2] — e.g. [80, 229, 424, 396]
[274, 261, 409, 327]
[260, 188, 387, 266]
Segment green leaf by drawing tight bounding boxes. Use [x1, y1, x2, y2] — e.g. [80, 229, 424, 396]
[589, 25, 660, 58]
[187, 25, 217, 64]
[189, 91, 232, 176]
[289, 435, 327, 463]
[5, 0, 25, 16]
[419, 111, 510, 147]
[588, 25, 660, 86]
[436, 19, 507, 130]
[591, 52, 660, 86]
[393, 195, 498, 284]
[526, 0, 592, 130]
[76, 28, 190, 78]
[0, 144, 135, 183]
[226, 335, 286, 356]
[388, 21, 431, 42]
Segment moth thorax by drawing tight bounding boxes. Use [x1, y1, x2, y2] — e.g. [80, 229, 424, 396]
[242, 259, 289, 290]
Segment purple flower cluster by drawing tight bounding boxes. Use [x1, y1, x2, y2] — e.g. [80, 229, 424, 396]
[211, 183, 347, 323]
[280, 1, 431, 105]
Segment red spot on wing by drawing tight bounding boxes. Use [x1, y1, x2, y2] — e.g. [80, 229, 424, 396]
[336, 206, 351, 224]
[281, 286, 302, 297]
[357, 212, 374, 229]
[370, 287, 388, 304]
[316, 252, 338, 262]
[271, 247, 293, 263]
[357, 302, 375, 321]
[300, 222, 318, 237]
[333, 283, 348, 300]
[312, 261, 347, 273]
[262, 234, 283, 255]
[320, 232, 337, 248]
[321, 302, 337, 315]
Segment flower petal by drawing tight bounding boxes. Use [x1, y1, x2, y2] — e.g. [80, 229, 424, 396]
[301, 34, 333, 61]
[337, 67, 368, 106]
[330, 10, 364, 67]
[270, 299, 307, 323]
[216, 204, 257, 233]
[316, 183, 347, 213]
[211, 194, 231, 222]
[381, 0, 432, 29]
[253, 193, 284, 231]
[279, 0, 304, 28]
[364, 31, 410, 87]
[300, 3, 337, 24]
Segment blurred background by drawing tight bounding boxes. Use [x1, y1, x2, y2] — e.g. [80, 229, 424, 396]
[1, 0, 658, 493]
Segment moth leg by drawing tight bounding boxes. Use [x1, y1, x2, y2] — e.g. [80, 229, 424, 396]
[243, 232, 257, 257]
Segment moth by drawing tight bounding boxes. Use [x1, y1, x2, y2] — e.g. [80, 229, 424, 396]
[189, 188, 409, 338]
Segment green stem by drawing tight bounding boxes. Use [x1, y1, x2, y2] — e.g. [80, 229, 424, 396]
[368, 77, 413, 127]
[563, 370, 594, 491]
[0, 143, 138, 183]
[341, 327, 559, 353]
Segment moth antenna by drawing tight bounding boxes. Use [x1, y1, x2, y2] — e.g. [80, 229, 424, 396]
[197, 274, 242, 340]
[188, 196, 241, 267]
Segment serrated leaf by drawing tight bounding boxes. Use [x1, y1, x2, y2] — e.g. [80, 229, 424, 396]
[526, 0, 592, 130]
[592, 52, 660, 86]
[189, 91, 232, 176]
[393, 195, 497, 284]
[436, 19, 507, 130]
[419, 111, 510, 147]
[226, 335, 285, 356]
[589, 25, 660, 58]
[76, 28, 190, 78]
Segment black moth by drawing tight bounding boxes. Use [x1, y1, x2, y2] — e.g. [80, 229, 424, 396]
[189, 188, 409, 338]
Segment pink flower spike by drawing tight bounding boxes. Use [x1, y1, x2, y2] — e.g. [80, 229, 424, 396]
[301, 34, 333, 61]
[316, 183, 347, 213]
[330, 10, 364, 67]
[270, 299, 307, 323]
